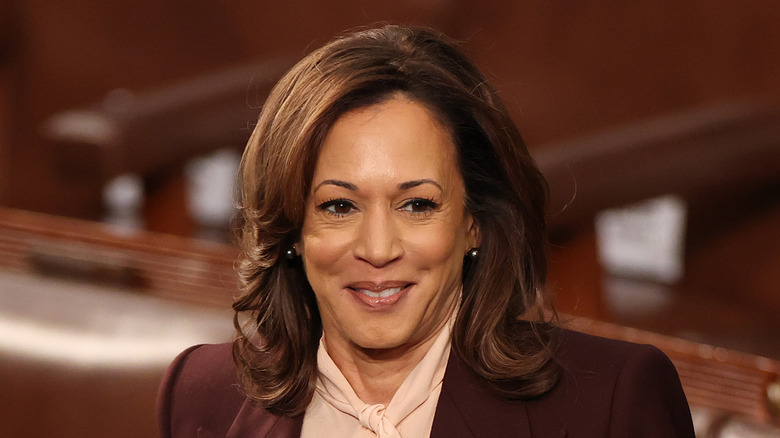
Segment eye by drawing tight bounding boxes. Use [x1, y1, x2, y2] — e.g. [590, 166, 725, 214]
[318, 199, 356, 216]
[401, 198, 438, 214]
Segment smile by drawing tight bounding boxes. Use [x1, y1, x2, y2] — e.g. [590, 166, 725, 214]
[346, 282, 413, 307]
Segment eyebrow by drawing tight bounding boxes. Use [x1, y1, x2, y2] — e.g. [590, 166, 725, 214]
[398, 179, 443, 191]
[314, 179, 358, 192]
[313, 178, 442, 193]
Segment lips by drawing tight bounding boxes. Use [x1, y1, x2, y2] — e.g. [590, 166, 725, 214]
[347, 281, 412, 307]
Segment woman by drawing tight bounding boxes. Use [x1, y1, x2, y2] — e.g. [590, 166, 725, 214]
[158, 25, 694, 437]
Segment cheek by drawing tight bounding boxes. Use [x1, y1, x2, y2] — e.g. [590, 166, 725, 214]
[300, 229, 351, 277]
[405, 222, 466, 269]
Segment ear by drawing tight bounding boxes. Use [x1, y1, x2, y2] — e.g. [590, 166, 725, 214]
[464, 213, 481, 250]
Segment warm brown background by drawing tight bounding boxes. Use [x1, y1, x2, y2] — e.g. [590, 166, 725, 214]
[1, 1, 779, 437]
[2, 0, 779, 218]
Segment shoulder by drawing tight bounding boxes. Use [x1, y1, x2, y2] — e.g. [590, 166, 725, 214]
[526, 328, 695, 437]
[156, 343, 247, 438]
[554, 328, 671, 373]
[551, 329, 684, 405]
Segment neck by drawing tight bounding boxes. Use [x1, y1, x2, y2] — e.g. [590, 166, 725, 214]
[323, 324, 446, 405]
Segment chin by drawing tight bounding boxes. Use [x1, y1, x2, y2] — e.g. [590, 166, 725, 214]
[351, 329, 412, 352]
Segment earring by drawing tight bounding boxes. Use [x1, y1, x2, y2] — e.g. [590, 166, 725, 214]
[466, 248, 479, 259]
[284, 246, 298, 260]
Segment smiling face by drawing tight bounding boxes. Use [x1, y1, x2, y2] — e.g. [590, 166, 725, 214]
[299, 96, 479, 357]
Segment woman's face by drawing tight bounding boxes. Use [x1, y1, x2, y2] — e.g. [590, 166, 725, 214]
[299, 96, 479, 355]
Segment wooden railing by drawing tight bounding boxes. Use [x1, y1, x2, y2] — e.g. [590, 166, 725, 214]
[0, 207, 237, 308]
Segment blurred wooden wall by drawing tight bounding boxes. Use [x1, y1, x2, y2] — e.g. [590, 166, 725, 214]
[458, 0, 780, 145]
[0, 0, 778, 220]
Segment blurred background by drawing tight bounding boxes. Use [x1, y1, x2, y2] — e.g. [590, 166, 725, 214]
[0, 1, 778, 436]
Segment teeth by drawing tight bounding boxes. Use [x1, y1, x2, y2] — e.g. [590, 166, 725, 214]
[356, 287, 402, 298]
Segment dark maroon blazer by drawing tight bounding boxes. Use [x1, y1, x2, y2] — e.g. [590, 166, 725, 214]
[157, 330, 695, 437]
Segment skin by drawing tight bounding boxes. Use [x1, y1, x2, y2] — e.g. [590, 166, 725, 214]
[299, 95, 479, 405]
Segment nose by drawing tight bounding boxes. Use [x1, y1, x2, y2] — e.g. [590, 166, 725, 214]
[353, 207, 403, 267]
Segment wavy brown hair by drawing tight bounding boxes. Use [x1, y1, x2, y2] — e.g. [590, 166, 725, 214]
[233, 24, 560, 415]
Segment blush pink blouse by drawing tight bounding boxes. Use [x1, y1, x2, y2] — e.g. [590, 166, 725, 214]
[300, 311, 454, 438]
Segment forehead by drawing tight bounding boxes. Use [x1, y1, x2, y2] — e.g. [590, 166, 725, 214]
[313, 97, 460, 185]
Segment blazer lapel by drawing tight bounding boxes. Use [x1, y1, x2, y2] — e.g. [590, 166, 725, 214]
[430, 352, 532, 438]
[226, 398, 303, 438]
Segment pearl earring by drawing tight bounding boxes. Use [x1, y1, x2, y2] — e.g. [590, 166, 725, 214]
[284, 246, 298, 260]
[467, 248, 479, 258]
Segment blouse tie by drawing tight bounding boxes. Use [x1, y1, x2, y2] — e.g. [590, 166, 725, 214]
[358, 404, 398, 438]
[304, 309, 455, 438]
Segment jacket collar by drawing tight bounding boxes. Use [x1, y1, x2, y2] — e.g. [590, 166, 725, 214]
[430, 351, 532, 438]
